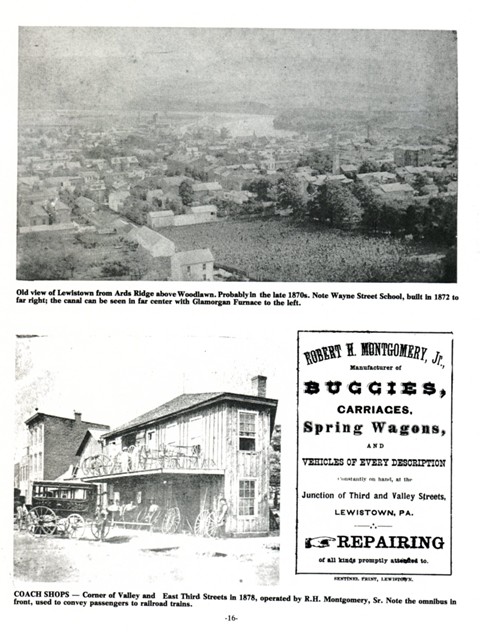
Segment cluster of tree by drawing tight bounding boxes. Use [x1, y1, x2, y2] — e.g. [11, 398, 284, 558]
[17, 235, 78, 280]
[307, 181, 362, 229]
[296, 149, 332, 174]
[306, 181, 456, 247]
[242, 178, 274, 202]
[184, 166, 210, 182]
[242, 174, 304, 213]
[178, 180, 194, 206]
[358, 160, 396, 174]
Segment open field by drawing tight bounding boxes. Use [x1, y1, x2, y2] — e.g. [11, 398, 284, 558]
[160, 217, 447, 283]
[17, 216, 448, 282]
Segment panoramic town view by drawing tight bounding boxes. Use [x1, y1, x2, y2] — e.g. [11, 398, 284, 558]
[17, 28, 457, 282]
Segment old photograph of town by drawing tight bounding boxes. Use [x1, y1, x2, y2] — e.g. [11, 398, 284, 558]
[17, 28, 457, 282]
[14, 334, 282, 585]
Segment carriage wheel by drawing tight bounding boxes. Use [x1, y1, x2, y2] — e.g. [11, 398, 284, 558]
[91, 515, 112, 540]
[194, 509, 210, 536]
[162, 507, 181, 534]
[81, 457, 93, 476]
[28, 506, 57, 536]
[136, 507, 148, 523]
[66, 514, 85, 539]
[151, 509, 164, 532]
[204, 512, 218, 538]
[194, 510, 217, 537]
[90, 454, 112, 476]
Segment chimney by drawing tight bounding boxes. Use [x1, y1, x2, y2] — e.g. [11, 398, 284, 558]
[74, 411, 82, 423]
[251, 375, 267, 398]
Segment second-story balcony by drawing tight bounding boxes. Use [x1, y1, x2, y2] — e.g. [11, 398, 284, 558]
[81, 445, 221, 478]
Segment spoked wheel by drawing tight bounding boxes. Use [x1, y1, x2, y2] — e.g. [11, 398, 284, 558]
[91, 515, 112, 541]
[204, 512, 218, 537]
[81, 457, 93, 477]
[66, 514, 85, 539]
[136, 507, 148, 523]
[27, 506, 57, 536]
[151, 509, 164, 532]
[89, 454, 112, 476]
[161, 507, 181, 534]
[194, 510, 217, 537]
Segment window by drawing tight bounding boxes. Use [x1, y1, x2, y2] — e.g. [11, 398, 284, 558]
[239, 411, 256, 451]
[239, 480, 256, 516]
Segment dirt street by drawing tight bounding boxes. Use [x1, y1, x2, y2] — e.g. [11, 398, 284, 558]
[14, 529, 279, 586]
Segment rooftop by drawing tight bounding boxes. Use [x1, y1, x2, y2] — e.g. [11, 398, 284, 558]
[173, 248, 214, 265]
[102, 390, 278, 439]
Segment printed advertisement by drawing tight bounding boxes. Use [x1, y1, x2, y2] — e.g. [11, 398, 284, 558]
[297, 331, 452, 576]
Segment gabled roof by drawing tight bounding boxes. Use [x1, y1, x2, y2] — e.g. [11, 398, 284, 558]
[173, 248, 214, 265]
[75, 428, 106, 456]
[192, 182, 222, 192]
[102, 391, 278, 440]
[129, 225, 175, 249]
[24, 411, 109, 430]
[379, 183, 414, 193]
[76, 196, 96, 208]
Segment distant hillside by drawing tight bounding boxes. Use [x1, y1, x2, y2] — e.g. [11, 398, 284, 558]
[273, 107, 457, 134]
[126, 98, 274, 115]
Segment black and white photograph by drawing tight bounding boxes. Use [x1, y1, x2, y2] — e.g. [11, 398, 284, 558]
[14, 334, 282, 586]
[16, 27, 457, 283]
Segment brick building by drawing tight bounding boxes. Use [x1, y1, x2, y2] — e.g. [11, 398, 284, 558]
[22, 411, 109, 503]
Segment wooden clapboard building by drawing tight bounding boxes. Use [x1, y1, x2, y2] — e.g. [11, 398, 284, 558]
[82, 376, 277, 536]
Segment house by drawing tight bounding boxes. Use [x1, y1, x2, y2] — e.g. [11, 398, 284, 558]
[191, 182, 223, 203]
[220, 190, 254, 205]
[127, 226, 176, 258]
[147, 210, 175, 229]
[356, 171, 397, 185]
[394, 146, 434, 167]
[374, 182, 415, 201]
[171, 248, 214, 281]
[340, 164, 359, 178]
[82, 376, 277, 536]
[420, 184, 440, 197]
[446, 181, 458, 195]
[18, 203, 49, 228]
[108, 190, 130, 213]
[75, 196, 97, 213]
[187, 205, 218, 222]
[22, 411, 110, 503]
[51, 199, 72, 224]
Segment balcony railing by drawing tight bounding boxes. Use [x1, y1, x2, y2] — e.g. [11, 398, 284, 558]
[81, 445, 217, 477]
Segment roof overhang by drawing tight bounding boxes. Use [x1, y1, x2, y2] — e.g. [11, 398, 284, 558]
[82, 467, 225, 482]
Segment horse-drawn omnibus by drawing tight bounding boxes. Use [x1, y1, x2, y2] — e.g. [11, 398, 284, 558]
[26, 480, 101, 539]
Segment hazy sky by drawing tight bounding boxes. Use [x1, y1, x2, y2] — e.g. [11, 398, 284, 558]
[15, 334, 287, 457]
[18, 28, 457, 111]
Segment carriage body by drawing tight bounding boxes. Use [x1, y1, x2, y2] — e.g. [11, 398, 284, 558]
[27, 480, 99, 538]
